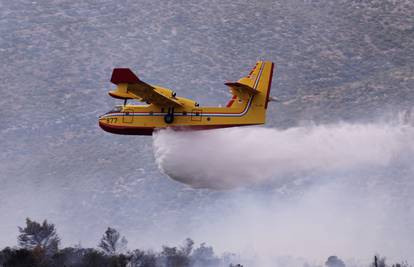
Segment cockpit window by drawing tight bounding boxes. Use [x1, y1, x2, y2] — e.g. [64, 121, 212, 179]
[110, 106, 123, 113]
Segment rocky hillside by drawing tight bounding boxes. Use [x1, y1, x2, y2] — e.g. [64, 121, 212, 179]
[0, 0, 413, 262]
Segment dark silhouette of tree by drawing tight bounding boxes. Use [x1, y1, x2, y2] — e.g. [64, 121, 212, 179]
[53, 247, 85, 266]
[3, 222, 414, 267]
[98, 227, 128, 255]
[325, 256, 346, 267]
[191, 242, 219, 266]
[161, 238, 193, 267]
[81, 249, 108, 267]
[181, 238, 194, 257]
[128, 249, 157, 267]
[17, 218, 60, 256]
[373, 255, 387, 267]
[0, 247, 39, 267]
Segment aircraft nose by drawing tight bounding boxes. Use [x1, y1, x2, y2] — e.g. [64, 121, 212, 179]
[98, 118, 111, 133]
[98, 115, 108, 125]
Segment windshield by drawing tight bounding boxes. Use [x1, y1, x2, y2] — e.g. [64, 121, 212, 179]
[109, 106, 123, 113]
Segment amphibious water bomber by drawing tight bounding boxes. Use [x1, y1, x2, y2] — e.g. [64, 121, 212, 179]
[99, 61, 275, 135]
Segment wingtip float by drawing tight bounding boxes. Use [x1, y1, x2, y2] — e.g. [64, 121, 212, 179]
[99, 61, 276, 135]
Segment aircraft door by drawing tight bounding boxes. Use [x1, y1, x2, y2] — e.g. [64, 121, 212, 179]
[191, 109, 202, 121]
[123, 109, 134, 123]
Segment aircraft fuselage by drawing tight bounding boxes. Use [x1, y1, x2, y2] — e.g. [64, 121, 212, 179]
[98, 95, 264, 135]
[99, 61, 274, 135]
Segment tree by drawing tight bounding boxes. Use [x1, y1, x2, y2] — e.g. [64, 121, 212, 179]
[81, 249, 108, 267]
[325, 256, 346, 267]
[98, 227, 128, 255]
[161, 246, 189, 267]
[0, 247, 39, 267]
[17, 218, 60, 256]
[128, 249, 157, 267]
[191, 242, 219, 267]
[180, 238, 194, 257]
[160, 238, 194, 267]
[372, 255, 387, 267]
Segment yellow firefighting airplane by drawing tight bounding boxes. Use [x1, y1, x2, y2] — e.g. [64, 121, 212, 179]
[99, 61, 275, 135]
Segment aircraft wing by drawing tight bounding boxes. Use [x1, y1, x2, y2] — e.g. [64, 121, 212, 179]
[127, 82, 183, 108]
[109, 68, 183, 108]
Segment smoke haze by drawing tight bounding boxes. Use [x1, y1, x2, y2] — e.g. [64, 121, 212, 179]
[153, 121, 414, 263]
[1, 0, 413, 265]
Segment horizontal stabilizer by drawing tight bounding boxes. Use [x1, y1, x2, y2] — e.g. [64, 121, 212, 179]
[224, 81, 259, 95]
[108, 84, 135, 100]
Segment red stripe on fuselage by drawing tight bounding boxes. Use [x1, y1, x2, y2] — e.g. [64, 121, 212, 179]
[99, 121, 259, 135]
[99, 121, 154, 135]
[226, 95, 237, 107]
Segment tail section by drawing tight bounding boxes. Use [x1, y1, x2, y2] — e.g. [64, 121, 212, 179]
[224, 61, 275, 124]
[225, 61, 274, 109]
[250, 61, 274, 109]
[225, 61, 275, 109]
